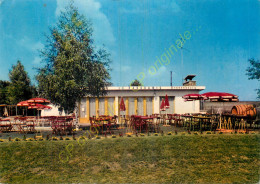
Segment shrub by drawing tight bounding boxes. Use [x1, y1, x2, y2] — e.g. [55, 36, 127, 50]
[219, 132, 223, 134]
[206, 131, 212, 134]
[65, 137, 70, 140]
[27, 138, 34, 141]
[194, 132, 199, 135]
[52, 137, 58, 141]
[79, 136, 86, 140]
[167, 132, 172, 135]
[14, 137, 21, 141]
[127, 134, 132, 137]
[38, 138, 44, 141]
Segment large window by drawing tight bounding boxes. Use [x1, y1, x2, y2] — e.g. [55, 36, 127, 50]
[80, 98, 87, 118]
[128, 97, 135, 116]
[99, 98, 105, 116]
[107, 97, 114, 116]
[89, 98, 96, 117]
[146, 97, 153, 115]
[137, 98, 143, 115]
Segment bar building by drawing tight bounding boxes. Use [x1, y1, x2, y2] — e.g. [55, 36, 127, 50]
[79, 75, 205, 124]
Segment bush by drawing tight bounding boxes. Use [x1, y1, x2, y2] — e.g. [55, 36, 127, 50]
[194, 132, 199, 135]
[27, 138, 34, 141]
[14, 137, 21, 141]
[52, 137, 58, 141]
[167, 132, 172, 135]
[79, 136, 86, 140]
[206, 131, 212, 134]
[65, 137, 70, 140]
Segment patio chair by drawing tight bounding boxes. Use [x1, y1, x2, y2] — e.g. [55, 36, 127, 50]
[90, 117, 102, 135]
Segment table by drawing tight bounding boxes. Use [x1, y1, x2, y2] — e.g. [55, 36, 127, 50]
[0, 118, 12, 132]
[193, 116, 212, 131]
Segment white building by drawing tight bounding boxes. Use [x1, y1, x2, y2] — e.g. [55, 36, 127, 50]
[79, 80, 205, 124]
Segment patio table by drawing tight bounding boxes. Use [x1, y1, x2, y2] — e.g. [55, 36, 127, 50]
[0, 118, 12, 132]
[193, 116, 212, 131]
[181, 115, 194, 130]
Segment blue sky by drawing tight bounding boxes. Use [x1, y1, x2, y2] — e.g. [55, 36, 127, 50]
[0, 0, 259, 101]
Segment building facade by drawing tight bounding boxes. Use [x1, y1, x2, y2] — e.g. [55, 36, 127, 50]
[79, 85, 205, 123]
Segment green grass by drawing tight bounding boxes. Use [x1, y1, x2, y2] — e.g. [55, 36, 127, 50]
[0, 134, 259, 183]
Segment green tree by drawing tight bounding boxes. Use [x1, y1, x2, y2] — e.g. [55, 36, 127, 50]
[7, 60, 34, 104]
[36, 3, 111, 114]
[0, 80, 10, 104]
[246, 58, 260, 99]
[130, 79, 142, 86]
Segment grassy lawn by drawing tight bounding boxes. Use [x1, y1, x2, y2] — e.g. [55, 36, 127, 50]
[0, 134, 259, 183]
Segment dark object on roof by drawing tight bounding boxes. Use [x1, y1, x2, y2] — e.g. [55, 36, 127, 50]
[184, 75, 196, 81]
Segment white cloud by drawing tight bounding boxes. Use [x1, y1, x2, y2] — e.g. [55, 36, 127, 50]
[148, 65, 167, 78]
[121, 1, 180, 14]
[32, 56, 41, 64]
[17, 37, 44, 52]
[113, 64, 131, 72]
[56, 0, 115, 48]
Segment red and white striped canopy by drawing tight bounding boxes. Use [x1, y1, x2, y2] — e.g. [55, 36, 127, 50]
[27, 98, 50, 103]
[28, 104, 52, 110]
[201, 92, 238, 102]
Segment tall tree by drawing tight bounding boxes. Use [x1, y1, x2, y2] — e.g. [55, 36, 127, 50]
[7, 60, 33, 104]
[36, 3, 111, 114]
[246, 58, 260, 99]
[0, 80, 10, 104]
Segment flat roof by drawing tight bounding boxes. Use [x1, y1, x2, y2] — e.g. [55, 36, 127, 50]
[106, 86, 205, 91]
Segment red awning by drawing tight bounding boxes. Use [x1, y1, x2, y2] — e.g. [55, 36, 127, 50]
[182, 93, 204, 100]
[28, 104, 52, 110]
[201, 92, 238, 102]
[17, 101, 31, 106]
[27, 98, 50, 103]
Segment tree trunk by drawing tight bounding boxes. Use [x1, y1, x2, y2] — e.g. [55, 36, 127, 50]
[75, 100, 80, 130]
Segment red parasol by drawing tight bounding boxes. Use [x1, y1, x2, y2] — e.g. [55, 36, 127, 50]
[28, 104, 52, 110]
[182, 93, 204, 101]
[160, 98, 166, 111]
[27, 98, 50, 103]
[165, 94, 170, 109]
[201, 92, 238, 102]
[119, 97, 126, 111]
[17, 101, 32, 106]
